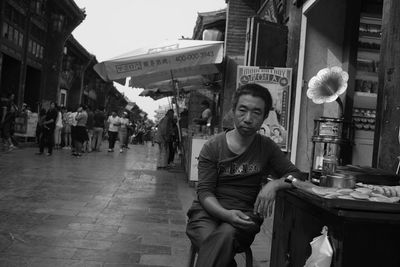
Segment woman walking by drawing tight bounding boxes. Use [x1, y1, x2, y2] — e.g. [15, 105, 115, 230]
[54, 105, 63, 149]
[106, 111, 120, 152]
[118, 112, 130, 153]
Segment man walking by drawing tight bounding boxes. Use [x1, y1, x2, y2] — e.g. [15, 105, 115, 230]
[107, 110, 120, 152]
[37, 101, 58, 156]
[92, 106, 106, 152]
[154, 109, 173, 169]
[186, 84, 302, 267]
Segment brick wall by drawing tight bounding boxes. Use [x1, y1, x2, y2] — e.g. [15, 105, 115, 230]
[221, 0, 257, 122]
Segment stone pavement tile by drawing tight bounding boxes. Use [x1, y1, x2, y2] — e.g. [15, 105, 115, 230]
[94, 216, 123, 226]
[140, 233, 171, 247]
[118, 222, 167, 235]
[84, 232, 141, 243]
[25, 227, 88, 239]
[30, 257, 102, 267]
[0, 243, 77, 258]
[0, 255, 30, 267]
[67, 223, 119, 233]
[32, 207, 79, 217]
[140, 254, 185, 267]
[72, 248, 140, 264]
[122, 214, 169, 224]
[109, 242, 171, 255]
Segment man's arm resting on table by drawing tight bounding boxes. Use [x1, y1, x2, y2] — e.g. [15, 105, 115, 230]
[254, 177, 294, 217]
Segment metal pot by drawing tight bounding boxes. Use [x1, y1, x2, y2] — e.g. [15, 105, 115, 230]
[319, 173, 356, 188]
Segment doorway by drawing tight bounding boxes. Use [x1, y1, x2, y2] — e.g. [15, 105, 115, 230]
[25, 66, 41, 111]
[0, 54, 20, 98]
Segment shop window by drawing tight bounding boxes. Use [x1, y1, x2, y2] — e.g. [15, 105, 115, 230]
[59, 89, 67, 107]
[13, 28, 18, 44]
[2, 22, 8, 38]
[7, 24, 13, 41]
[32, 41, 37, 55]
[18, 32, 23, 47]
[28, 39, 32, 53]
[39, 46, 44, 59]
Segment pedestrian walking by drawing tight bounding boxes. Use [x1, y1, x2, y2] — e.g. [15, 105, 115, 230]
[54, 105, 63, 149]
[73, 105, 88, 157]
[85, 105, 94, 152]
[167, 117, 179, 167]
[106, 110, 120, 152]
[68, 108, 78, 153]
[1, 105, 17, 152]
[92, 106, 106, 152]
[36, 108, 47, 146]
[62, 107, 72, 149]
[37, 101, 58, 156]
[154, 109, 174, 169]
[118, 111, 130, 153]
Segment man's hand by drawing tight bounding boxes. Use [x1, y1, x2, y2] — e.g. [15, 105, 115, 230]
[227, 210, 256, 230]
[253, 180, 281, 217]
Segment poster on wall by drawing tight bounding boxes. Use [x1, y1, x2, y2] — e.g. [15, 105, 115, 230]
[237, 66, 292, 151]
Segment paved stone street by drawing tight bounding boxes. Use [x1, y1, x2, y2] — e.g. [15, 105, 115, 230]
[0, 143, 271, 267]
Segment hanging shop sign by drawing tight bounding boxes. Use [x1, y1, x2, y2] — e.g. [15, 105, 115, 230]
[237, 66, 292, 151]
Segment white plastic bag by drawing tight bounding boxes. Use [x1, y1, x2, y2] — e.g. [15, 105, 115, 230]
[304, 226, 333, 267]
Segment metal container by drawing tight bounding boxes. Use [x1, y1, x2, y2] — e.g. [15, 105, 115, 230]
[319, 173, 356, 188]
[322, 156, 338, 175]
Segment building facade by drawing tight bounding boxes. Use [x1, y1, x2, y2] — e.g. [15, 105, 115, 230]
[0, 0, 125, 113]
[0, 0, 85, 110]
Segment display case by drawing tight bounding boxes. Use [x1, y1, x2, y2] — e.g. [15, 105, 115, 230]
[352, 11, 381, 166]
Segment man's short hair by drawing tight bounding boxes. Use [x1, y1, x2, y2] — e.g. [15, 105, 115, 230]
[201, 100, 210, 108]
[232, 83, 273, 118]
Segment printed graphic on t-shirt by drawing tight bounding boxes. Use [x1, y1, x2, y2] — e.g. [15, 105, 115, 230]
[219, 161, 261, 176]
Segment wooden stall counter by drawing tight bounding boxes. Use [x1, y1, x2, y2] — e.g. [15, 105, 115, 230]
[270, 188, 400, 267]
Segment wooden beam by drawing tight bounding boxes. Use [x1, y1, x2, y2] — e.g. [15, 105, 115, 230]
[376, 0, 400, 171]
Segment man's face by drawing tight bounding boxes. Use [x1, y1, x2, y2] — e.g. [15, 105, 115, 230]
[233, 94, 266, 137]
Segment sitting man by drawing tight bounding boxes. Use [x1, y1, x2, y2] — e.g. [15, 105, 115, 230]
[193, 100, 212, 127]
[186, 83, 302, 267]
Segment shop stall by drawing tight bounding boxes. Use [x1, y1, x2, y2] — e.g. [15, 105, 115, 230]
[270, 179, 400, 267]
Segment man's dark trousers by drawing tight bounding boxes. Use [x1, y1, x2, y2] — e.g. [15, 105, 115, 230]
[39, 128, 54, 154]
[186, 208, 262, 267]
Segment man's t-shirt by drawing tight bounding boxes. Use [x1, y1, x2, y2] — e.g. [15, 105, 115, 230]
[107, 116, 120, 132]
[93, 111, 106, 128]
[45, 108, 58, 130]
[193, 132, 300, 212]
[86, 110, 94, 129]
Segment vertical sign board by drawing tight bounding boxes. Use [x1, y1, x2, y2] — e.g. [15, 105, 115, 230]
[237, 66, 292, 151]
[189, 138, 208, 181]
[14, 112, 38, 138]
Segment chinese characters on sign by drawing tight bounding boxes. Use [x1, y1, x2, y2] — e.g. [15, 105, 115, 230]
[237, 66, 292, 151]
[115, 50, 216, 74]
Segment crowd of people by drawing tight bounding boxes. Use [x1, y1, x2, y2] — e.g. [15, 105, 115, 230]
[0, 93, 157, 158]
[34, 104, 156, 157]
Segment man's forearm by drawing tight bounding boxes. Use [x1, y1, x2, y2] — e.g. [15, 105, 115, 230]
[200, 196, 232, 222]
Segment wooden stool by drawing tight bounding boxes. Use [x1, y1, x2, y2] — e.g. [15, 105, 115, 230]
[187, 243, 253, 267]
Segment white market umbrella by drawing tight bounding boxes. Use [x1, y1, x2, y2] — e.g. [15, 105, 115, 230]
[93, 39, 224, 85]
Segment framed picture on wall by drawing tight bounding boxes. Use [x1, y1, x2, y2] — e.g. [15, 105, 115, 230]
[237, 66, 292, 151]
